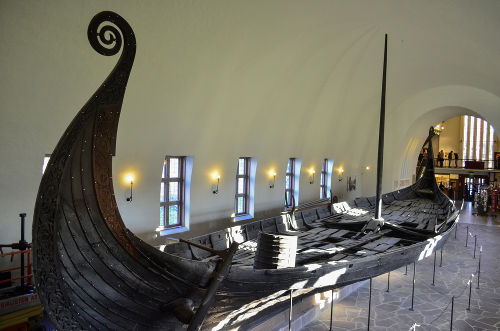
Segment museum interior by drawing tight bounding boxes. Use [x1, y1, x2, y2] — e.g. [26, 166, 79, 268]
[1, 1, 499, 330]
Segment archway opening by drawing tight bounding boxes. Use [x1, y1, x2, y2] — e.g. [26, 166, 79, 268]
[413, 115, 499, 204]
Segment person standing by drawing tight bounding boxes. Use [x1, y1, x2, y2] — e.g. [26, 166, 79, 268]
[448, 151, 453, 167]
[454, 152, 459, 168]
[438, 150, 444, 167]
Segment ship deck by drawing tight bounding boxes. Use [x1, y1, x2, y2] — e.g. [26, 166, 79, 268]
[164, 196, 452, 268]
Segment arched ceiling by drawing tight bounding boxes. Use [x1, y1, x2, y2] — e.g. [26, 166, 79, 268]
[1, 0, 500, 240]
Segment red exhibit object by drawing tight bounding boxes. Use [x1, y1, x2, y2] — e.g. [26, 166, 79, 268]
[491, 189, 498, 212]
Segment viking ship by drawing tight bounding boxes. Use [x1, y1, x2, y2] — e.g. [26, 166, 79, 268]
[33, 11, 459, 330]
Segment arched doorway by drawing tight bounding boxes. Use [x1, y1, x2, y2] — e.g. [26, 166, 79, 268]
[414, 115, 499, 207]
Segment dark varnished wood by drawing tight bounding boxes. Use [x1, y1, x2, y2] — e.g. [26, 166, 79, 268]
[33, 11, 215, 330]
[33, 13, 458, 330]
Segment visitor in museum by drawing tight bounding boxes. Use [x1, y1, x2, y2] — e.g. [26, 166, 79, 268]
[438, 150, 445, 167]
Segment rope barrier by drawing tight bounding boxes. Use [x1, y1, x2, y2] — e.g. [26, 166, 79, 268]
[426, 275, 470, 326]
[408, 225, 482, 329]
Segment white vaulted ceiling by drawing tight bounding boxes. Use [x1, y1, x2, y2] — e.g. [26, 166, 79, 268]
[1, 0, 499, 243]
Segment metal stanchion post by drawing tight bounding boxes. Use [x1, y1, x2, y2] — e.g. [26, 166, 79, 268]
[432, 251, 436, 286]
[465, 226, 469, 247]
[19, 213, 26, 290]
[454, 223, 457, 240]
[368, 278, 372, 330]
[405, 264, 408, 275]
[330, 289, 334, 331]
[289, 290, 293, 331]
[409, 262, 416, 311]
[467, 276, 473, 311]
[386, 272, 390, 292]
[450, 296, 454, 331]
[477, 246, 482, 289]
[440, 247, 443, 267]
[473, 235, 477, 259]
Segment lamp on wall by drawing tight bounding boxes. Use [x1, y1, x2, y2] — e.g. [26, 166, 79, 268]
[337, 167, 344, 182]
[125, 174, 134, 202]
[308, 168, 315, 184]
[211, 171, 221, 194]
[269, 169, 277, 188]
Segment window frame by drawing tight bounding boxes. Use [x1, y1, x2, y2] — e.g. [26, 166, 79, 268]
[235, 157, 250, 216]
[320, 159, 328, 199]
[160, 156, 185, 229]
[285, 158, 296, 208]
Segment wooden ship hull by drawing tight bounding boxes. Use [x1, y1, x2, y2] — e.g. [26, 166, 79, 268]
[32, 11, 458, 331]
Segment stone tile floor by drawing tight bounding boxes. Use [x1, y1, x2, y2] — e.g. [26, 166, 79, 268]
[307, 202, 500, 331]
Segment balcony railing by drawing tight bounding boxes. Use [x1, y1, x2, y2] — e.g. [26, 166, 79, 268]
[416, 157, 499, 180]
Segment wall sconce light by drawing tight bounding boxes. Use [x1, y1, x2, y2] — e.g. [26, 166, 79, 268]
[308, 168, 315, 184]
[365, 166, 370, 171]
[269, 170, 277, 188]
[211, 171, 221, 194]
[337, 167, 344, 182]
[125, 174, 134, 202]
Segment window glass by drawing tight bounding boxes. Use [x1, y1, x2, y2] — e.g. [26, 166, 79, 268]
[463, 115, 468, 167]
[169, 182, 179, 201]
[482, 119, 487, 161]
[320, 159, 331, 199]
[237, 178, 245, 194]
[237, 197, 244, 214]
[285, 158, 295, 207]
[238, 158, 245, 175]
[169, 205, 179, 225]
[469, 116, 475, 160]
[235, 157, 250, 216]
[161, 156, 184, 228]
[160, 182, 165, 202]
[475, 119, 481, 161]
[169, 158, 179, 178]
[42, 155, 51, 174]
[489, 125, 494, 169]
[160, 206, 165, 227]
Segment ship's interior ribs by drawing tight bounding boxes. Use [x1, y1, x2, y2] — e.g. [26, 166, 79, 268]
[162, 189, 452, 268]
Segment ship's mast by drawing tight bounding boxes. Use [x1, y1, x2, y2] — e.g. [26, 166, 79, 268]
[374, 34, 388, 220]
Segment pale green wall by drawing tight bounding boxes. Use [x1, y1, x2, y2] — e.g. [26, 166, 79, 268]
[1, 0, 500, 248]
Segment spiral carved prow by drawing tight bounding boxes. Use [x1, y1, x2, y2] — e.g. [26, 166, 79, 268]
[85, 11, 136, 157]
[87, 11, 135, 57]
